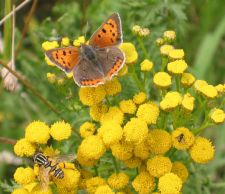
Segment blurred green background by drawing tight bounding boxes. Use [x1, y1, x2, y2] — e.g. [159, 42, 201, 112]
[0, 0, 225, 193]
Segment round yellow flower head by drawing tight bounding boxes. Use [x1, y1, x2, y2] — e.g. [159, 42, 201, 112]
[79, 86, 106, 106]
[134, 140, 150, 160]
[43, 146, 60, 157]
[124, 156, 141, 168]
[189, 137, 215, 164]
[181, 93, 195, 113]
[118, 64, 128, 76]
[45, 56, 55, 66]
[153, 72, 172, 89]
[167, 60, 188, 75]
[193, 80, 208, 93]
[120, 42, 138, 64]
[95, 185, 115, 194]
[133, 92, 147, 104]
[181, 73, 196, 87]
[77, 151, 98, 167]
[200, 84, 218, 99]
[215, 84, 225, 95]
[98, 121, 123, 146]
[119, 99, 137, 114]
[147, 129, 172, 154]
[80, 122, 96, 138]
[160, 45, 174, 56]
[172, 127, 195, 150]
[31, 184, 52, 194]
[78, 135, 106, 160]
[139, 28, 150, 37]
[25, 121, 50, 144]
[14, 167, 35, 185]
[108, 173, 129, 190]
[169, 49, 184, 60]
[104, 78, 122, 96]
[100, 106, 124, 125]
[136, 102, 160, 125]
[57, 78, 65, 85]
[158, 173, 182, 194]
[78, 169, 93, 189]
[140, 59, 154, 72]
[124, 118, 148, 144]
[209, 108, 225, 124]
[66, 72, 73, 79]
[47, 73, 56, 83]
[14, 138, 36, 157]
[147, 156, 172, 178]
[11, 188, 30, 194]
[132, 25, 141, 35]
[111, 141, 133, 161]
[50, 121, 72, 141]
[163, 30, 176, 41]
[86, 177, 106, 194]
[61, 37, 70, 46]
[160, 91, 182, 111]
[156, 38, 164, 46]
[73, 36, 85, 47]
[57, 187, 77, 194]
[90, 103, 108, 122]
[42, 41, 59, 51]
[54, 168, 80, 189]
[172, 161, 189, 182]
[132, 171, 155, 194]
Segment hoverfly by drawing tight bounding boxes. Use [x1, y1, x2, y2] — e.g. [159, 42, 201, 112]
[176, 133, 185, 143]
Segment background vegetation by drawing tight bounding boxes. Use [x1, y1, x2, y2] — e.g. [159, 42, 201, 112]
[0, 0, 225, 193]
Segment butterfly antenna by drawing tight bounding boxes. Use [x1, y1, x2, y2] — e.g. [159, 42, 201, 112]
[83, 21, 89, 40]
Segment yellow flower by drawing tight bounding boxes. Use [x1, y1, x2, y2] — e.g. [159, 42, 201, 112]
[79, 86, 106, 106]
[147, 156, 172, 178]
[209, 108, 225, 124]
[158, 173, 182, 194]
[78, 135, 106, 160]
[78, 169, 93, 189]
[124, 156, 141, 168]
[189, 137, 215, 164]
[160, 91, 182, 111]
[119, 99, 137, 114]
[172, 127, 195, 150]
[134, 140, 150, 160]
[120, 43, 138, 64]
[42, 41, 59, 51]
[50, 121, 72, 141]
[73, 36, 85, 47]
[194, 80, 208, 93]
[215, 84, 225, 95]
[123, 118, 148, 144]
[108, 173, 129, 189]
[100, 106, 124, 125]
[77, 151, 98, 167]
[57, 78, 65, 85]
[25, 121, 50, 144]
[132, 25, 141, 35]
[66, 72, 73, 79]
[156, 38, 164, 46]
[163, 30, 176, 41]
[86, 177, 106, 194]
[98, 121, 123, 146]
[31, 184, 52, 194]
[104, 79, 122, 96]
[54, 168, 80, 189]
[133, 92, 147, 104]
[95, 185, 115, 194]
[57, 187, 77, 194]
[181, 93, 195, 112]
[14, 138, 36, 157]
[46, 73, 56, 83]
[111, 141, 133, 161]
[201, 84, 218, 99]
[160, 45, 174, 56]
[147, 129, 172, 154]
[138, 28, 150, 37]
[14, 167, 35, 185]
[181, 73, 196, 87]
[136, 102, 160, 125]
[153, 72, 172, 89]
[43, 146, 60, 157]
[132, 171, 155, 194]
[80, 122, 96, 138]
[90, 103, 108, 122]
[11, 188, 29, 194]
[140, 59, 153, 72]
[45, 56, 55, 66]
[61, 37, 70, 46]
[167, 60, 188, 74]
[118, 64, 128, 76]
[171, 161, 189, 182]
[168, 49, 184, 60]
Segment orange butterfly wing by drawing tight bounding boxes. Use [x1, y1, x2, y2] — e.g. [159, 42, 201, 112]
[89, 13, 122, 48]
[45, 47, 80, 73]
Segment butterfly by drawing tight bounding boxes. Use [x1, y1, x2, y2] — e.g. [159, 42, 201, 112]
[45, 13, 125, 87]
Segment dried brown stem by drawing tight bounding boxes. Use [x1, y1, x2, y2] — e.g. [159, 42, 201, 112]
[0, 137, 17, 145]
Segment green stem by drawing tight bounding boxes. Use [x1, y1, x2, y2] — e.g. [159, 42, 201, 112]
[112, 156, 119, 173]
[210, 182, 225, 189]
[94, 165, 98, 176]
[161, 56, 168, 71]
[137, 37, 148, 58]
[192, 122, 214, 135]
[175, 76, 180, 92]
[130, 65, 145, 92]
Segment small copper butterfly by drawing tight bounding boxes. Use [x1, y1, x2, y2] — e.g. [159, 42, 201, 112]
[45, 13, 125, 87]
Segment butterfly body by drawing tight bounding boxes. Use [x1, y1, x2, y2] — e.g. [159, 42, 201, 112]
[45, 13, 125, 87]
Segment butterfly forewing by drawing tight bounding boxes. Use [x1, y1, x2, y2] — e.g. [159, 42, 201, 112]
[45, 47, 80, 73]
[89, 13, 122, 48]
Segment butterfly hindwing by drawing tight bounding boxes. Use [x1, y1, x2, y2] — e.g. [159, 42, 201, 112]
[45, 47, 80, 73]
[89, 13, 122, 48]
